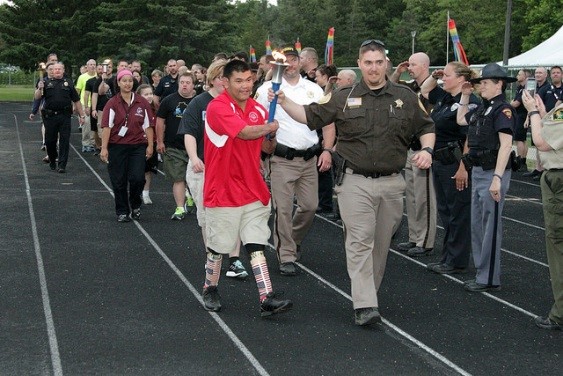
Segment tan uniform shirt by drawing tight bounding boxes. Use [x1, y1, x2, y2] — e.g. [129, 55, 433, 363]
[540, 103, 563, 170]
[304, 79, 435, 174]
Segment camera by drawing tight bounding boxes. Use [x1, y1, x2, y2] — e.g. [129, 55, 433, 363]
[102, 59, 110, 74]
[525, 78, 536, 96]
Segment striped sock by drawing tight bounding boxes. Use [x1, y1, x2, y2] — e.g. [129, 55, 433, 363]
[250, 251, 272, 302]
[204, 252, 222, 289]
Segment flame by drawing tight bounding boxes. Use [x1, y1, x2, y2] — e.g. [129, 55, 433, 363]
[271, 50, 286, 64]
[38, 62, 46, 70]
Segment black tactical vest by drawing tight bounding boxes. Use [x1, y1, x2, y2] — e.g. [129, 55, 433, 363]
[467, 100, 508, 152]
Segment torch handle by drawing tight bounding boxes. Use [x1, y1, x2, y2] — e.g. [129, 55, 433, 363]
[268, 82, 281, 123]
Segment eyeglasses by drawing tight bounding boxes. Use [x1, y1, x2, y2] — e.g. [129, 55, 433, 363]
[360, 39, 386, 48]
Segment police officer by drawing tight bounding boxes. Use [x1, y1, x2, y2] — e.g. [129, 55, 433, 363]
[522, 91, 563, 331]
[271, 40, 435, 326]
[35, 62, 86, 173]
[420, 62, 480, 275]
[457, 63, 516, 292]
[391, 53, 438, 257]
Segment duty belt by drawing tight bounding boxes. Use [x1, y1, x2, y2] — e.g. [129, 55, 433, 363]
[345, 167, 396, 179]
[273, 143, 321, 161]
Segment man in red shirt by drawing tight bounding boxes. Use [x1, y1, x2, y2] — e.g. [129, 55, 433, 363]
[202, 59, 293, 317]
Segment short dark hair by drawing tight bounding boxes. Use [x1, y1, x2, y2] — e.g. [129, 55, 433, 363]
[359, 39, 386, 58]
[317, 64, 338, 78]
[232, 51, 249, 62]
[223, 59, 250, 79]
[551, 65, 562, 72]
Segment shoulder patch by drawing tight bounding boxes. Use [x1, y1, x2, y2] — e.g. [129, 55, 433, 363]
[502, 108, 512, 119]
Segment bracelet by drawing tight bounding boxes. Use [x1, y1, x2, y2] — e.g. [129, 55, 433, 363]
[528, 110, 540, 118]
[493, 173, 502, 181]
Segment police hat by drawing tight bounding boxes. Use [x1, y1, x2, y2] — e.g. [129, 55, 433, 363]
[470, 63, 517, 83]
[281, 45, 299, 57]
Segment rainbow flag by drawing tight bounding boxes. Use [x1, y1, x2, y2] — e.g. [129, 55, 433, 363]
[324, 27, 334, 65]
[250, 46, 256, 62]
[448, 19, 469, 65]
[295, 38, 302, 53]
[265, 37, 272, 56]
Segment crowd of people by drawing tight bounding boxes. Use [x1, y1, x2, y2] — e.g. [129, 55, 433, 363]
[30, 44, 562, 330]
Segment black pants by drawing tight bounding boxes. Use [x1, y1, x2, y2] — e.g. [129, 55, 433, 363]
[44, 114, 71, 168]
[432, 160, 472, 268]
[317, 168, 334, 212]
[108, 143, 146, 216]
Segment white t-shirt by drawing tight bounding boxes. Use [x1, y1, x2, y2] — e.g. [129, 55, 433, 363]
[255, 76, 323, 150]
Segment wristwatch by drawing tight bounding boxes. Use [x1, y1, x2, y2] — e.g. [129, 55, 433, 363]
[422, 146, 434, 156]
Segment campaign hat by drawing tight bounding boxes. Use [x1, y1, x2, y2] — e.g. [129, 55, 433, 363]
[470, 63, 517, 83]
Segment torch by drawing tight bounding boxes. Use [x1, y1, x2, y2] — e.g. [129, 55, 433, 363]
[268, 52, 289, 124]
[37, 62, 46, 95]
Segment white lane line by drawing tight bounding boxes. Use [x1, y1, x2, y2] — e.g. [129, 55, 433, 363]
[74, 148, 270, 376]
[505, 194, 542, 205]
[500, 248, 548, 267]
[14, 115, 63, 376]
[502, 216, 545, 231]
[510, 178, 540, 187]
[296, 262, 472, 376]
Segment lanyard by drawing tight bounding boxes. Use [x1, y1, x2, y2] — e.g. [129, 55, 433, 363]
[120, 94, 135, 127]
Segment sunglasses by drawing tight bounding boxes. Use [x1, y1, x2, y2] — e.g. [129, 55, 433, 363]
[360, 39, 386, 48]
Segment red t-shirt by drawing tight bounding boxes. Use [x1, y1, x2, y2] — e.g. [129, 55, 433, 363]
[101, 93, 155, 144]
[203, 91, 270, 208]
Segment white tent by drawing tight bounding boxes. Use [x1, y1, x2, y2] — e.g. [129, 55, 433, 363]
[503, 26, 563, 67]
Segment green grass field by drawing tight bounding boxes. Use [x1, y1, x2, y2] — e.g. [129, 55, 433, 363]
[0, 85, 34, 102]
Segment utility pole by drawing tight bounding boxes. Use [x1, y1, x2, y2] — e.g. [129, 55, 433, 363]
[503, 0, 512, 66]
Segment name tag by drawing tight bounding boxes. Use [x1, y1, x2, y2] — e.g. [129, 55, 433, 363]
[347, 97, 362, 108]
[118, 126, 128, 137]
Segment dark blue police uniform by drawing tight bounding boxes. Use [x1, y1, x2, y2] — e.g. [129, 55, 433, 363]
[428, 86, 480, 270]
[466, 93, 514, 289]
[41, 77, 80, 171]
[538, 83, 563, 112]
[154, 74, 178, 100]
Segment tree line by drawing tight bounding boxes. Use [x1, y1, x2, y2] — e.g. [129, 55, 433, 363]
[0, 0, 560, 75]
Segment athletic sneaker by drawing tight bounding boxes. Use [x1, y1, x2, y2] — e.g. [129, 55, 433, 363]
[142, 194, 153, 205]
[260, 292, 293, 317]
[131, 208, 141, 220]
[202, 286, 222, 312]
[185, 195, 195, 213]
[171, 207, 186, 220]
[226, 260, 248, 279]
[117, 214, 131, 223]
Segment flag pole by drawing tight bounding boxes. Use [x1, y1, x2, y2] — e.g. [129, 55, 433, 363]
[446, 11, 450, 65]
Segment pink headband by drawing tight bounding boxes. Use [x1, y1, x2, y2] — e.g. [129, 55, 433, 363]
[117, 69, 133, 81]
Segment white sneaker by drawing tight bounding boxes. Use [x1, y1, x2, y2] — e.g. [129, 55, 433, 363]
[142, 195, 153, 205]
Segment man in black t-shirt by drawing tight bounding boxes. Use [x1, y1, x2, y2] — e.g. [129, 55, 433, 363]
[156, 72, 196, 220]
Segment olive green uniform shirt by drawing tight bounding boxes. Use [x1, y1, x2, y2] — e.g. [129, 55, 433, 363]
[304, 79, 435, 174]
